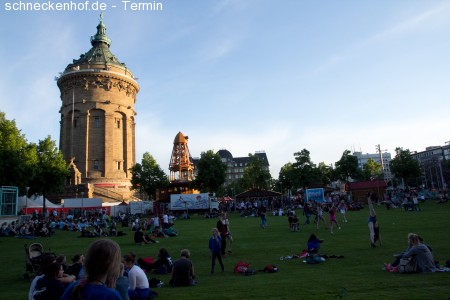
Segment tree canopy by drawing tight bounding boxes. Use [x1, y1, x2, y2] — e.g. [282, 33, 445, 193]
[292, 149, 322, 189]
[390, 147, 421, 187]
[334, 150, 361, 181]
[242, 153, 272, 190]
[1, 113, 68, 200]
[362, 158, 382, 180]
[194, 150, 227, 193]
[130, 152, 169, 200]
[0, 112, 36, 193]
[28, 137, 69, 198]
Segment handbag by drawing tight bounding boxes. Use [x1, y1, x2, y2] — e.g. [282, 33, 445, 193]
[398, 257, 418, 273]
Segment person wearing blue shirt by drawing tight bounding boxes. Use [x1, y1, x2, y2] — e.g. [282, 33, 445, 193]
[209, 228, 224, 274]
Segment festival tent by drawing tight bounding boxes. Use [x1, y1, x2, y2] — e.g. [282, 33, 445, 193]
[219, 196, 235, 202]
[18, 195, 62, 214]
[102, 201, 128, 216]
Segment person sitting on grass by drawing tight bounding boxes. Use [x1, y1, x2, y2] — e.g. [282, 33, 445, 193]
[163, 225, 178, 237]
[67, 254, 84, 279]
[138, 248, 174, 274]
[384, 233, 436, 273]
[170, 249, 196, 287]
[153, 226, 167, 238]
[61, 239, 122, 300]
[123, 252, 150, 300]
[307, 233, 323, 255]
[134, 227, 158, 245]
[34, 263, 75, 300]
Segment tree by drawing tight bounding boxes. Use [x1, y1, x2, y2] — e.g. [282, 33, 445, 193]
[317, 162, 333, 186]
[242, 153, 272, 190]
[194, 150, 227, 193]
[390, 147, 421, 187]
[292, 149, 322, 189]
[0, 112, 36, 194]
[130, 152, 169, 200]
[362, 158, 382, 180]
[278, 162, 295, 193]
[28, 136, 69, 215]
[334, 150, 361, 181]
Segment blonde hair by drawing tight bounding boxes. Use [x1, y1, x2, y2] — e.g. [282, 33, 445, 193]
[119, 263, 125, 276]
[408, 233, 420, 246]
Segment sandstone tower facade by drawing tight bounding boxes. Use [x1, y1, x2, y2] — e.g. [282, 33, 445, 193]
[57, 16, 139, 201]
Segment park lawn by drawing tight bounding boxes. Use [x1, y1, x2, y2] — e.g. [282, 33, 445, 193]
[0, 201, 449, 300]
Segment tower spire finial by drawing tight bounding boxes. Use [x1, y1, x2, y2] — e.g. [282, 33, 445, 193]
[90, 13, 111, 47]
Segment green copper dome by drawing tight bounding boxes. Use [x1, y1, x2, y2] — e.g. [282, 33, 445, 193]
[90, 13, 112, 47]
[64, 14, 125, 70]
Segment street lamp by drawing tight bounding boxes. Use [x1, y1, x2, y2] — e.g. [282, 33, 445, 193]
[81, 191, 84, 218]
[25, 187, 30, 214]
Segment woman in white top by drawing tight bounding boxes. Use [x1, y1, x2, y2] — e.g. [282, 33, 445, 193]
[123, 252, 149, 300]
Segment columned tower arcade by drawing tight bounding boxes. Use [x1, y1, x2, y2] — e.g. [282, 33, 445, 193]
[57, 16, 140, 201]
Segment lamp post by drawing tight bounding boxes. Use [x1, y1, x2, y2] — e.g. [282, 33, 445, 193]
[25, 187, 30, 214]
[81, 191, 84, 218]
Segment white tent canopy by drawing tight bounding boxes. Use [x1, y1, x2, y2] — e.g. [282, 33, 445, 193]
[18, 195, 62, 209]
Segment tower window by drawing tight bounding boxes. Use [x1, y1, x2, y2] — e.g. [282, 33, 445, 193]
[117, 161, 121, 170]
[116, 118, 121, 129]
[93, 116, 100, 128]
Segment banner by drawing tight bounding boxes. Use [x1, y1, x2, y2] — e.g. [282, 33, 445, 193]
[305, 188, 325, 203]
[170, 193, 209, 210]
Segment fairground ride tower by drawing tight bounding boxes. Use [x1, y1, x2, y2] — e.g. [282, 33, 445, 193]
[56, 15, 140, 202]
[169, 132, 195, 183]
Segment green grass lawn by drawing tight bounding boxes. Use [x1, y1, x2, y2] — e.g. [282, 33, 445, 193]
[1, 201, 450, 300]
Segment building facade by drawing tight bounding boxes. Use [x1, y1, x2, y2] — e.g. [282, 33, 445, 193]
[56, 16, 139, 201]
[411, 145, 449, 190]
[216, 149, 270, 185]
[353, 151, 393, 182]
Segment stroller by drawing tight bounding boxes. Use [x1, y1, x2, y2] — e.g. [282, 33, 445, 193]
[23, 243, 55, 279]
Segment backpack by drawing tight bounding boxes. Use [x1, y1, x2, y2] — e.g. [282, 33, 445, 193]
[263, 264, 278, 273]
[398, 257, 418, 273]
[233, 261, 250, 274]
[149, 277, 164, 288]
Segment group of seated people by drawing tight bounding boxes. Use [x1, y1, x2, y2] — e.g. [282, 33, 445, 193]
[29, 253, 83, 300]
[134, 224, 179, 245]
[1, 220, 54, 238]
[29, 239, 196, 300]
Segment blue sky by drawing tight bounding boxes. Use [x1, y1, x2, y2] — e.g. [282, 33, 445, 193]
[1, 0, 450, 177]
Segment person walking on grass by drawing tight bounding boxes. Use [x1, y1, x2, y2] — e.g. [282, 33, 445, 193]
[368, 193, 381, 248]
[315, 203, 328, 230]
[260, 205, 267, 228]
[303, 201, 312, 224]
[328, 203, 341, 234]
[338, 200, 347, 223]
[217, 212, 232, 255]
[209, 228, 224, 275]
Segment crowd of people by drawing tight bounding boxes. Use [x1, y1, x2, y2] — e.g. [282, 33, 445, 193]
[28, 237, 197, 300]
[5, 191, 444, 300]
